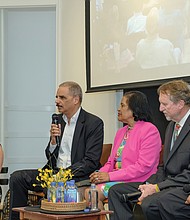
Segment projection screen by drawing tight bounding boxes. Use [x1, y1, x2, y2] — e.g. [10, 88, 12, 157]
[85, 0, 190, 92]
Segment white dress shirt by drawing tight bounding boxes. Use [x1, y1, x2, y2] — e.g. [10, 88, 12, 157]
[49, 107, 81, 168]
[170, 108, 190, 150]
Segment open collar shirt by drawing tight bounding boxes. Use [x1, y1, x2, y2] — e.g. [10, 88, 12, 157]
[170, 108, 190, 150]
[50, 107, 81, 168]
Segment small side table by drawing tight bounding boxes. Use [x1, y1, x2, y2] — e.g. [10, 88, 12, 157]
[13, 207, 113, 220]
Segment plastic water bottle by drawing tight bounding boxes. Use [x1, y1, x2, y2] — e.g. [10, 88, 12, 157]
[56, 181, 64, 202]
[47, 185, 51, 202]
[50, 181, 56, 203]
[70, 179, 78, 194]
[66, 180, 77, 202]
[89, 183, 98, 210]
[71, 180, 78, 198]
[64, 181, 70, 202]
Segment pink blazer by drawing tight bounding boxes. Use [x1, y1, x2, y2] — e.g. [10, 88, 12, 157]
[100, 121, 162, 182]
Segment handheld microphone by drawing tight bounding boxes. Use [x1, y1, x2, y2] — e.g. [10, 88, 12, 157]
[120, 191, 142, 202]
[52, 113, 60, 147]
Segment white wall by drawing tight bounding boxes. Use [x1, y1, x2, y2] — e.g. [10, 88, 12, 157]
[58, 0, 119, 144]
[2, 6, 57, 173]
[0, 0, 121, 173]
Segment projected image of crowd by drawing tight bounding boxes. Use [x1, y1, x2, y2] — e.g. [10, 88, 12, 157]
[95, 0, 190, 72]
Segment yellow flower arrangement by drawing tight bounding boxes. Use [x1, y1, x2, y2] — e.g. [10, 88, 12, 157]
[33, 168, 74, 188]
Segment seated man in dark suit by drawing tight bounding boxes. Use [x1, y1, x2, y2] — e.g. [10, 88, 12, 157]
[108, 79, 190, 220]
[9, 81, 104, 220]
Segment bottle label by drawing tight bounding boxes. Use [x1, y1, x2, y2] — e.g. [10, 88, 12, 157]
[51, 190, 56, 203]
[67, 189, 77, 202]
[47, 187, 51, 202]
[56, 187, 64, 202]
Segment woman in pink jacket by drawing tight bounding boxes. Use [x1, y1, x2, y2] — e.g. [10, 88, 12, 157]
[85, 91, 162, 209]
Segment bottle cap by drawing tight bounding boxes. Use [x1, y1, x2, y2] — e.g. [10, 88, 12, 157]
[70, 180, 75, 184]
[51, 181, 56, 186]
[58, 181, 64, 186]
[91, 183, 96, 188]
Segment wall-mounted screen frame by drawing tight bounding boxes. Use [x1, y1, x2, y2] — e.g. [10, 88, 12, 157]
[85, 0, 190, 92]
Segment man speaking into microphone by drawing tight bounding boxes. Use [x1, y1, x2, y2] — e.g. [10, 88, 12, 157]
[44, 81, 104, 180]
[9, 81, 104, 220]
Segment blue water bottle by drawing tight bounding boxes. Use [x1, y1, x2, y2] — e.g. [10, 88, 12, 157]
[56, 181, 64, 202]
[50, 181, 56, 203]
[47, 185, 51, 202]
[67, 180, 77, 202]
[64, 181, 70, 202]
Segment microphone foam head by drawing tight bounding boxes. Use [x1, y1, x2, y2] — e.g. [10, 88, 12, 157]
[52, 113, 59, 124]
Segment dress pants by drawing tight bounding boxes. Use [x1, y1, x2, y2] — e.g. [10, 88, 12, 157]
[108, 182, 190, 220]
[9, 169, 42, 220]
[108, 182, 142, 220]
[157, 188, 190, 220]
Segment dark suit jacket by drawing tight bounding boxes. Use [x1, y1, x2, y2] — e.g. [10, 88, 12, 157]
[147, 115, 190, 189]
[183, 184, 190, 193]
[44, 108, 104, 182]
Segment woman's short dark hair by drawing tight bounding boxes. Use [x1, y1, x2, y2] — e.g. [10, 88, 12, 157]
[124, 91, 152, 122]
